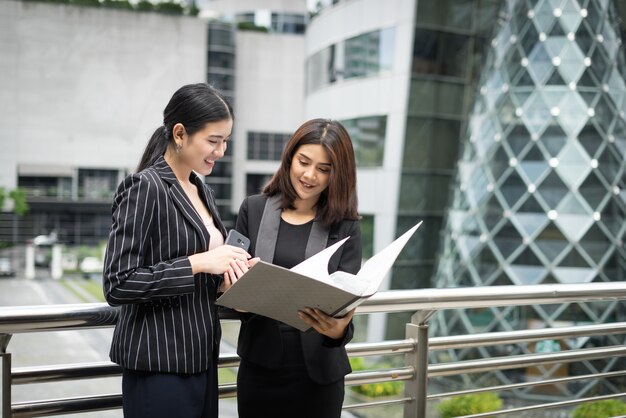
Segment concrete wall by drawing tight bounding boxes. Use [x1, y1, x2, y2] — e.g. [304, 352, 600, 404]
[230, 30, 305, 210]
[0, 1, 207, 189]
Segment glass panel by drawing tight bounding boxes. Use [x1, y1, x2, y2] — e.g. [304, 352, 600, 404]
[340, 116, 386, 167]
[404, 117, 461, 170]
[396, 215, 442, 263]
[398, 174, 451, 213]
[408, 79, 466, 116]
[208, 51, 235, 69]
[78, 169, 118, 200]
[245, 174, 272, 196]
[412, 29, 469, 78]
[208, 26, 234, 48]
[360, 215, 374, 259]
[415, 0, 474, 31]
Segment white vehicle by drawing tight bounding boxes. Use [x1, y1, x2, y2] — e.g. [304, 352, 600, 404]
[79, 257, 103, 279]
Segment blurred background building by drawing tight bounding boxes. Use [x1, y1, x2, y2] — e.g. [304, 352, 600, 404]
[2, 0, 626, 396]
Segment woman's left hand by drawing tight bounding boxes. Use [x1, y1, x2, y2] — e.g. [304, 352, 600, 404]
[298, 307, 355, 340]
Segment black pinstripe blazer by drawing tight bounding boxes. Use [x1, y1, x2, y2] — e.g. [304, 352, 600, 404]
[103, 156, 227, 374]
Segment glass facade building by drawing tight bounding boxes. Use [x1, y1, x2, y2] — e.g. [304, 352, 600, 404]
[389, 0, 501, 301]
[432, 0, 626, 398]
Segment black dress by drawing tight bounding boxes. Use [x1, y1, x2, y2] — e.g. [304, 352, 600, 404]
[237, 219, 345, 418]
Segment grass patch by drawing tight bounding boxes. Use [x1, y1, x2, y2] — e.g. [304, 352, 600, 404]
[60, 278, 105, 302]
[218, 367, 237, 384]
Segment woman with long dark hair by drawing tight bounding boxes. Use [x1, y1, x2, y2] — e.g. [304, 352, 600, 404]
[232, 118, 361, 418]
[103, 83, 250, 418]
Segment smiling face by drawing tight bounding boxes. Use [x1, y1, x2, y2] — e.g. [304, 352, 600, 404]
[176, 119, 233, 176]
[289, 144, 331, 206]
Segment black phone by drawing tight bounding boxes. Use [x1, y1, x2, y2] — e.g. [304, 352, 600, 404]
[225, 230, 250, 252]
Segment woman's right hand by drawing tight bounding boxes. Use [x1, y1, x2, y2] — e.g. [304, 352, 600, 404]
[188, 245, 250, 275]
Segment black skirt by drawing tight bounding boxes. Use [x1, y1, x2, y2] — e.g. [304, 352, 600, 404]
[237, 326, 345, 418]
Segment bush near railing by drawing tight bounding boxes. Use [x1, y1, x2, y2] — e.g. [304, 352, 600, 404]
[20, 0, 200, 16]
[349, 357, 404, 397]
[437, 392, 502, 418]
[571, 399, 626, 418]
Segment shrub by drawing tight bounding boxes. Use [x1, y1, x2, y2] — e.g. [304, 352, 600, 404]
[135, 0, 153, 11]
[349, 357, 404, 398]
[154, 1, 184, 15]
[102, 0, 133, 10]
[438, 392, 502, 418]
[237, 21, 269, 33]
[572, 399, 626, 418]
[70, 0, 101, 7]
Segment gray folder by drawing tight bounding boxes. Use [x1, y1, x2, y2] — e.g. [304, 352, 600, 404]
[216, 222, 422, 331]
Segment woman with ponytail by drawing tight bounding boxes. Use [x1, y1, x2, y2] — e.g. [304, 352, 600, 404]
[103, 83, 252, 418]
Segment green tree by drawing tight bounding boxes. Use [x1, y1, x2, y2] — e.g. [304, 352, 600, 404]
[0, 187, 29, 217]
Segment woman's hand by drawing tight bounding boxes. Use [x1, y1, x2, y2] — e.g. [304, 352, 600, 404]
[221, 257, 261, 293]
[297, 308, 355, 340]
[188, 245, 250, 276]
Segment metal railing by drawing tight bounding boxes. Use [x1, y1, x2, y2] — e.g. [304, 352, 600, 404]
[1, 281, 626, 417]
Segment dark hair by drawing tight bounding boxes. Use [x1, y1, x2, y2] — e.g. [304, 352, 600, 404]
[136, 83, 234, 172]
[263, 118, 359, 227]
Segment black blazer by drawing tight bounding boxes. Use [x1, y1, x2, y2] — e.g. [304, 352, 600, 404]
[103, 156, 227, 374]
[235, 194, 362, 384]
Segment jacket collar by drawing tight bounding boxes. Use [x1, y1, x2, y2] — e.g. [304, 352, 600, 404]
[255, 194, 329, 263]
[152, 156, 227, 246]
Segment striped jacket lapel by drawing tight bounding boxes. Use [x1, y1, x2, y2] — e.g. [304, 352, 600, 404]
[153, 157, 210, 250]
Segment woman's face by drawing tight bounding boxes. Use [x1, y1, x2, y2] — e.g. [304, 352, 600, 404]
[289, 144, 331, 205]
[179, 119, 233, 176]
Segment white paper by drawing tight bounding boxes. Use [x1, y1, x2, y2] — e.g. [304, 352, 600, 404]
[289, 237, 350, 284]
[357, 221, 423, 295]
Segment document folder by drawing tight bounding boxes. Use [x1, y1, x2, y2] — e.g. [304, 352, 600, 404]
[216, 221, 422, 331]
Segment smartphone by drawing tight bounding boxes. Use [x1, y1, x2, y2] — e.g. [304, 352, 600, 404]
[225, 229, 250, 252]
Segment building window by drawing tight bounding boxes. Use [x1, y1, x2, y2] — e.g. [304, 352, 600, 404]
[412, 29, 470, 79]
[306, 27, 395, 93]
[246, 173, 273, 196]
[208, 25, 235, 48]
[18, 176, 72, 199]
[78, 169, 118, 200]
[271, 13, 306, 34]
[247, 131, 291, 161]
[340, 116, 386, 167]
[208, 51, 235, 70]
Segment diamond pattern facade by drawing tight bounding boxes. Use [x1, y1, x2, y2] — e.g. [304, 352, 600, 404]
[432, 0, 626, 398]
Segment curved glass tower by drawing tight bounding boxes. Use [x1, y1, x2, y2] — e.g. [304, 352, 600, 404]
[433, 0, 626, 398]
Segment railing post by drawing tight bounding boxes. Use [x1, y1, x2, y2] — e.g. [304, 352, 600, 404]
[1, 333, 12, 418]
[404, 310, 435, 418]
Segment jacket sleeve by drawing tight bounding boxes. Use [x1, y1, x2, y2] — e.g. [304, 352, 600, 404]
[103, 173, 195, 306]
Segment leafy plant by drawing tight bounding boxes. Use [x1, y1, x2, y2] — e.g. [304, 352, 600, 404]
[70, 0, 101, 7]
[154, 1, 184, 15]
[9, 189, 29, 216]
[135, 0, 153, 11]
[349, 357, 404, 397]
[438, 392, 502, 418]
[102, 0, 133, 10]
[237, 21, 269, 33]
[572, 399, 626, 418]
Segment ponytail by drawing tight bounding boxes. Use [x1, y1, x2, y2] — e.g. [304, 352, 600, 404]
[136, 126, 168, 172]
